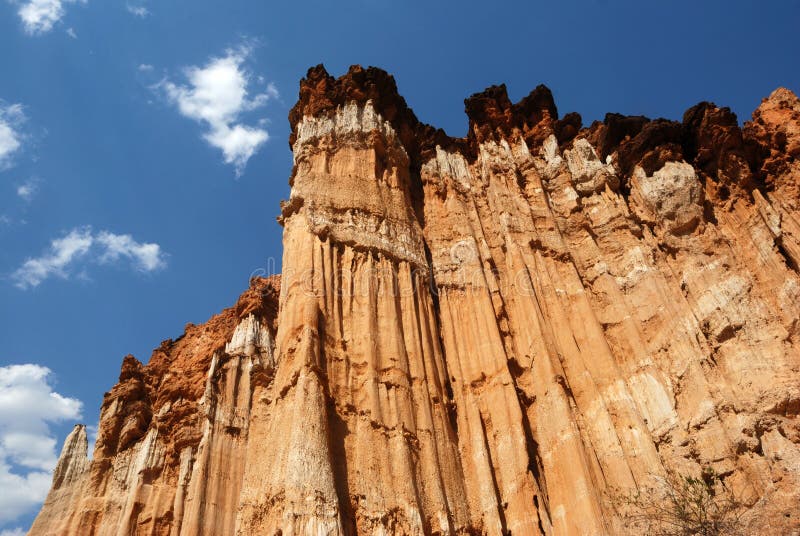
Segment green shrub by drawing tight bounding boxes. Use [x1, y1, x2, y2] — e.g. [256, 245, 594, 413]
[616, 467, 744, 536]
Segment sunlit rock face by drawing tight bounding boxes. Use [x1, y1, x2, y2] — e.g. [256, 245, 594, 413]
[29, 66, 800, 536]
[27, 277, 280, 536]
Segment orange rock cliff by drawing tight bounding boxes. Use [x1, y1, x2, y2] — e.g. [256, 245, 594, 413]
[29, 66, 800, 535]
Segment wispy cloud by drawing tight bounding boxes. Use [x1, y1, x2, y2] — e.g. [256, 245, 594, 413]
[16, 178, 40, 202]
[0, 364, 83, 525]
[12, 228, 93, 289]
[137, 63, 153, 72]
[96, 231, 164, 271]
[126, 3, 148, 17]
[0, 103, 25, 170]
[65, 26, 76, 38]
[154, 44, 276, 176]
[16, 0, 86, 35]
[11, 227, 167, 289]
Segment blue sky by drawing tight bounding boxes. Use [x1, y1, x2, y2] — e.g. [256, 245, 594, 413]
[0, 0, 798, 532]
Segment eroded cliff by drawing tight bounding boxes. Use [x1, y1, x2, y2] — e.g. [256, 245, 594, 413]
[29, 66, 800, 535]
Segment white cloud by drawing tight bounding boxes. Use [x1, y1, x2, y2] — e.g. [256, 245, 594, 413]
[1, 528, 27, 536]
[156, 45, 275, 176]
[138, 63, 153, 72]
[17, 0, 85, 35]
[11, 227, 167, 289]
[203, 124, 267, 173]
[0, 103, 25, 170]
[265, 82, 279, 100]
[12, 227, 93, 289]
[126, 3, 148, 17]
[0, 364, 83, 525]
[96, 231, 166, 272]
[65, 26, 76, 39]
[16, 178, 40, 202]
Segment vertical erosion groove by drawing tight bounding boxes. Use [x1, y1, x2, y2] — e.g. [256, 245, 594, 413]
[28, 68, 800, 536]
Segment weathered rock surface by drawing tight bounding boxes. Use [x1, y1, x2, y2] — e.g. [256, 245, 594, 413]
[28, 277, 280, 536]
[29, 67, 799, 535]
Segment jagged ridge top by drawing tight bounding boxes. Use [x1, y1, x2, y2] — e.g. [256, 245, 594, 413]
[288, 64, 799, 189]
[288, 64, 461, 164]
[288, 64, 566, 164]
[104, 275, 281, 464]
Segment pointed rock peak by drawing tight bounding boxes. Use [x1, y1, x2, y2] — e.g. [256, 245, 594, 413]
[51, 424, 89, 490]
[303, 63, 332, 84]
[65, 423, 88, 446]
[465, 84, 513, 119]
[464, 83, 558, 146]
[584, 113, 651, 159]
[682, 101, 740, 131]
[749, 86, 800, 123]
[235, 274, 281, 329]
[762, 87, 800, 110]
[517, 84, 558, 121]
[681, 101, 755, 191]
[119, 354, 144, 382]
[744, 86, 800, 188]
[555, 111, 583, 144]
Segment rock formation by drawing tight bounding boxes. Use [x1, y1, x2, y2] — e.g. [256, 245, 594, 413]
[29, 67, 800, 535]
